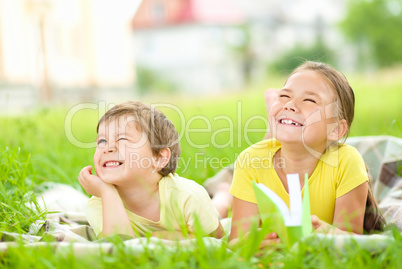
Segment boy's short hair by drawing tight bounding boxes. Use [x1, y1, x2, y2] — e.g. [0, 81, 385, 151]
[97, 101, 181, 176]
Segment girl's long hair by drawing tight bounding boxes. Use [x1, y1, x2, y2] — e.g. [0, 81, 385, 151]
[364, 167, 386, 233]
[294, 61, 385, 233]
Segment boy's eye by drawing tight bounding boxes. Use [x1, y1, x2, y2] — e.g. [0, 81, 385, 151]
[118, 138, 128, 142]
[279, 94, 290, 98]
[97, 139, 107, 144]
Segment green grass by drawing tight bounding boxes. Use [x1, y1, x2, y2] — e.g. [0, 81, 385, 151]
[0, 72, 401, 268]
[0, 148, 46, 233]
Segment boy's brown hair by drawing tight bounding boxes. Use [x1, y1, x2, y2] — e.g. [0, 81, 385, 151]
[97, 101, 181, 176]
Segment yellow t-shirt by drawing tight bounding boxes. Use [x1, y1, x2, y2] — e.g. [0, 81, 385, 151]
[230, 139, 368, 224]
[87, 173, 220, 238]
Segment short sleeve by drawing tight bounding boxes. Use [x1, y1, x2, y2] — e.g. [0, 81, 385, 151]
[230, 149, 258, 203]
[86, 196, 103, 237]
[181, 183, 220, 235]
[336, 146, 369, 198]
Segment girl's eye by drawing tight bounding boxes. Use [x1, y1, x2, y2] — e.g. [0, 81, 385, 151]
[304, 98, 316, 103]
[97, 139, 107, 145]
[279, 94, 290, 98]
[118, 138, 128, 142]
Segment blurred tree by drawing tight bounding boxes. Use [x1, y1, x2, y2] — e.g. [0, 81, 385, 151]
[135, 67, 177, 95]
[268, 15, 335, 73]
[340, 0, 402, 68]
[268, 39, 335, 74]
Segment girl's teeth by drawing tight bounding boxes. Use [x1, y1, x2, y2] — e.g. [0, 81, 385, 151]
[281, 119, 301, 126]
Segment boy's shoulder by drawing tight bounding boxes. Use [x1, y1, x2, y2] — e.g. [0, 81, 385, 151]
[161, 173, 210, 198]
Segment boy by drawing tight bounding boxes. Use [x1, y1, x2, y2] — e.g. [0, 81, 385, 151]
[78, 101, 223, 239]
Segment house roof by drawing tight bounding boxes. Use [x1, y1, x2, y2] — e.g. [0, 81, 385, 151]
[131, 0, 245, 29]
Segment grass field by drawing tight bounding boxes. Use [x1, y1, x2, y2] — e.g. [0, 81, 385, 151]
[0, 72, 401, 268]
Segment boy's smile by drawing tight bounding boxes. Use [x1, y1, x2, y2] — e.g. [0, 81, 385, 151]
[103, 160, 123, 167]
[94, 116, 159, 186]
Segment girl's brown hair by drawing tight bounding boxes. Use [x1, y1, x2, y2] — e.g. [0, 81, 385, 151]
[292, 61, 385, 233]
[290, 61, 355, 143]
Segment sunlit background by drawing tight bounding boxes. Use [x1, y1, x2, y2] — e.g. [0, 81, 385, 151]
[0, 0, 401, 115]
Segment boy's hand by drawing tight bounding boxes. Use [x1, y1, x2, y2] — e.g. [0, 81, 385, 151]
[78, 165, 114, 197]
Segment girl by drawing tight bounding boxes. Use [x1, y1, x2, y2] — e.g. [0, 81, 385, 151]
[229, 61, 384, 242]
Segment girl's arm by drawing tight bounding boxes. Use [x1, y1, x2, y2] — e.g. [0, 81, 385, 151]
[313, 182, 368, 235]
[78, 166, 135, 238]
[229, 197, 280, 248]
[333, 181, 368, 234]
[229, 197, 260, 241]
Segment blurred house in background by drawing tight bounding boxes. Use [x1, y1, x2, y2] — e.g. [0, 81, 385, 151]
[0, 0, 137, 112]
[131, 0, 350, 94]
[131, 0, 247, 94]
[0, 0, 353, 112]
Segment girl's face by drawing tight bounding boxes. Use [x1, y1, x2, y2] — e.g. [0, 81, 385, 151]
[94, 116, 158, 186]
[269, 70, 340, 153]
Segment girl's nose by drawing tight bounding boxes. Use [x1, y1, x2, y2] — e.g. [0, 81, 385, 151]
[284, 100, 297, 112]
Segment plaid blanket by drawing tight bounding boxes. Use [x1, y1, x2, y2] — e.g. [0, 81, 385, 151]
[346, 136, 402, 230]
[1, 136, 401, 253]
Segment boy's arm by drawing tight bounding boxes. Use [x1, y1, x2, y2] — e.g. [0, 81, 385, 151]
[78, 166, 135, 238]
[151, 222, 224, 240]
[99, 186, 135, 238]
[209, 221, 224, 238]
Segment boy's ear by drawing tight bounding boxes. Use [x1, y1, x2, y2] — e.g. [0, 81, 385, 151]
[154, 148, 171, 169]
[327, 119, 348, 141]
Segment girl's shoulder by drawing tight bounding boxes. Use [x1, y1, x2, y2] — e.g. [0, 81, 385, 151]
[334, 143, 362, 158]
[237, 138, 280, 158]
[322, 143, 364, 167]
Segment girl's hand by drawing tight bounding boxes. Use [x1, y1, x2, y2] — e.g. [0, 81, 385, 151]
[260, 232, 281, 248]
[311, 215, 348, 235]
[78, 165, 114, 197]
[228, 231, 281, 250]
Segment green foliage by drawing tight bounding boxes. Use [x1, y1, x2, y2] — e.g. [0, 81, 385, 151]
[0, 148, 45, 233]
[339, 0, 402, 68]
[0, 71, 401, 266]
[269, 40, 335, 74]
[136, 67, 177, 95]
[2, 230, 402, 268]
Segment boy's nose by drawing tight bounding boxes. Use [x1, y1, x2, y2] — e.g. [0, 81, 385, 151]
[104, 142, 117, 153]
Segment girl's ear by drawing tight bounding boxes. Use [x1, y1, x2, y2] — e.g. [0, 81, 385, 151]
[154, 148, 171, 170]
[328, 119, 348, 141]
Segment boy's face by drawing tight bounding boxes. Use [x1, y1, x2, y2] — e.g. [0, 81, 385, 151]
[269, 70, 339, 152]
[94, 116, 158, 186]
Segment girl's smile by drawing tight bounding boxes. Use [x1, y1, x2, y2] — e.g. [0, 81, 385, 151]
[269, 70, 338, 152]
